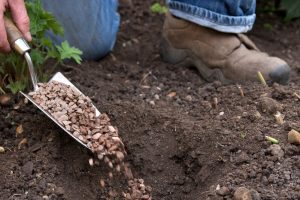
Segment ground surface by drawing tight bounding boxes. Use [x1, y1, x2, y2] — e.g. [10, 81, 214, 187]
[1, 1, 300, 199]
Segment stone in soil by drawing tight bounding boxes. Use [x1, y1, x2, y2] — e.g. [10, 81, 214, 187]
[288, 129, 300, 145]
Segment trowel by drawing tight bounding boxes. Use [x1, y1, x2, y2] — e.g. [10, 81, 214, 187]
[4, 17, 99, 150]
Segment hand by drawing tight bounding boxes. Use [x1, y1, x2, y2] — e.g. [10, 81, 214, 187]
[0, 0, 31, 53]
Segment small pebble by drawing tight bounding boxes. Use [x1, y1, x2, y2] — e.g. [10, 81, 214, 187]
[108, 126, 116, 133]
[109, 172, 113, 179]
[288, 129, 300, 145]
[88, 158, 94, 166]
[100, 179, 105, 188]
[149, 100, 155, 106]
[185, 95, 192, 101]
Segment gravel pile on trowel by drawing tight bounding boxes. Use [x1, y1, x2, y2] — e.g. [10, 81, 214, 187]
[29, 81, 152, 199]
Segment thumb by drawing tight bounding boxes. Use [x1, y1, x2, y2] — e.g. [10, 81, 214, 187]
[8, 0, 31, 41]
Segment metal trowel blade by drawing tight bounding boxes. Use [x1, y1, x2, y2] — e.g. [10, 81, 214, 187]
[20, 72, 101, 150]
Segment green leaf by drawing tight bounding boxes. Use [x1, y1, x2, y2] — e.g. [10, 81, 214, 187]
[281, 0, 300, 21]
[6, 79, 27, 94]
[45, 13, 64, 35]
[46, 47, 60, 60]
[39, 74, 49, 83]
[30, 49, 45, 66]
[40, 38, 53, 48]
[56, 41, 83, 64]
[26, 0, 64, 36]
[150, 3, 168, 14]
[0, 66, 4, 74]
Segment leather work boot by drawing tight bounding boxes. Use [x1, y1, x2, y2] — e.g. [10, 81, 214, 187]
[160, 12, 290, 84]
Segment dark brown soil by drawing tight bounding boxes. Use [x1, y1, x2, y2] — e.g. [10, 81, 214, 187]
[1, 1, 300, 199]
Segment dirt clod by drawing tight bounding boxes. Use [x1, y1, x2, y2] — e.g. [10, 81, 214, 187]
[216, 186, 230, 196]
[0, 94, 12, 106]
[22, 161, 34, 175]
[268, 144, 284, 159]
[259, 96, 282, 114]
[55, 187, 65, 196]
[234, 187, 253, 200]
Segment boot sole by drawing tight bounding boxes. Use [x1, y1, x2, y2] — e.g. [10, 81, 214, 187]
[160, 38, 232, 84]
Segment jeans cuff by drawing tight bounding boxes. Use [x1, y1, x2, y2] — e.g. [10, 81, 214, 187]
[168, 1, 256, 33]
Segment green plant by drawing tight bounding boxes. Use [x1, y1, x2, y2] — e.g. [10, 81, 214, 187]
[50, 41, 83, 65]
[281, 0, 300, 21]
[257, 71, 267, 86]
[257, 0, 300, 22]
[150, 2, 168, 14]
[0, 0, 82, 94]
[263, 23, 274, 31]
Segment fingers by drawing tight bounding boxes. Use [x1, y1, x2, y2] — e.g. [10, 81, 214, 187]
[0, 0, 30, 53]
[8, 0, 31, 41]
[0, 1, 10, 53]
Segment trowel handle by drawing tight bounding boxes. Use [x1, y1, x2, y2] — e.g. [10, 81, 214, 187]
[4, 16, 30, 55]
[4, 16, 23, 44]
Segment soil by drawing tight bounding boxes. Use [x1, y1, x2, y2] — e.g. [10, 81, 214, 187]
[1, 0, 300, 200]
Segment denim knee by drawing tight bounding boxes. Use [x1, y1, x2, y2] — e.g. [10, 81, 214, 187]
[42, 0, 120, 60]
[167, 0, 256, 33]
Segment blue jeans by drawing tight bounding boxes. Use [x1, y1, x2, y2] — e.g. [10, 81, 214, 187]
[42, 0, 256, 60]
[41, 0, 120, 60]
[167, 0, 256, 33]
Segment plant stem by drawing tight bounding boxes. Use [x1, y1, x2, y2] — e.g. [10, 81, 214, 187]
[0, 86, 6, 94]
[257, 71, 267, 86]
[265, 136, 279, 144]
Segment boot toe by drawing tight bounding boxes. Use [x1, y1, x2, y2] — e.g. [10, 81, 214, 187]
[269, 64, 291, 85]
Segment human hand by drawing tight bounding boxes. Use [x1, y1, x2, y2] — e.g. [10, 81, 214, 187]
[0, 0, 31, 53]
